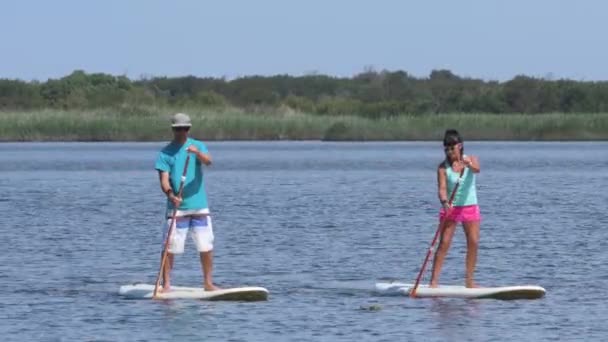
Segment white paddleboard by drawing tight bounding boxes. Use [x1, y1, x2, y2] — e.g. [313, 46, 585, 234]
[375, 282, 545, 300]
[119, 283, 269, 301]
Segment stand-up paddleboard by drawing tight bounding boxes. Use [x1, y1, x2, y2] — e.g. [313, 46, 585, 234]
[119, 283, 269, 301]
[375, 282, 545, 300]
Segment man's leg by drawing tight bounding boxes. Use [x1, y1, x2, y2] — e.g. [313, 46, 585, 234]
[161, 252, 174, 291]
[199, 250, 219, 291]
[191, 215, 220, 291]
[161, 217, 188, 292]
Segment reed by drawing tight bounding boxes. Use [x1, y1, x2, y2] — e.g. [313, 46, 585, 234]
[1, 107, 606, 141]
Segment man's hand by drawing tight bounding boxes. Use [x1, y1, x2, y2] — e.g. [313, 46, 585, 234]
[187, 145, 199, 154]
[187, 144, 212, 165]
[168, 194, 182, 208]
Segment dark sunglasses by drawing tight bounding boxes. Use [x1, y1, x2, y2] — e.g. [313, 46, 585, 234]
[443, 143, 460, 152]
[172, 127, 190, 132]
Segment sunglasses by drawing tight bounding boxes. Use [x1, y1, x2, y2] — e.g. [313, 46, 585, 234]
[172, 127, 190, 132]
[443, 143, 460, 152]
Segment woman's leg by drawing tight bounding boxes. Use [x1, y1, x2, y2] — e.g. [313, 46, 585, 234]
[429, 220, 458, 287]
[463, 220, 480, 288]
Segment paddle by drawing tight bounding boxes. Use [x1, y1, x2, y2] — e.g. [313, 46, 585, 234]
[153, 154, 191, 299]
[409, 164, 466, 298]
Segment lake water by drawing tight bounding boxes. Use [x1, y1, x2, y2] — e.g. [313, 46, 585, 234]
[1, 141, 607, 342]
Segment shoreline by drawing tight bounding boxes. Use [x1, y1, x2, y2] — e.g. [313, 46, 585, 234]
[1, 138, 607, 143]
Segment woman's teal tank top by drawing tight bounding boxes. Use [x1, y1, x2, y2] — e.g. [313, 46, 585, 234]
[445, 156, 478, 206]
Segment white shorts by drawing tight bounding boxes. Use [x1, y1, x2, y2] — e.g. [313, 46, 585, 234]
[161, 215, 214, 254]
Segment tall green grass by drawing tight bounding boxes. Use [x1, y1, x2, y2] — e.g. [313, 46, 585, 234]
[0, 107, 607, 141]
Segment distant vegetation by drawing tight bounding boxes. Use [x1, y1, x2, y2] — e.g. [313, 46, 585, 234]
[3, 68, 608, 115]
[1, 69, 607, 141]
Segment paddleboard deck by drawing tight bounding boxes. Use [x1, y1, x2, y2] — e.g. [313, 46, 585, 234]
[119, 283, 269, 301]
[375, 282, 545, 300]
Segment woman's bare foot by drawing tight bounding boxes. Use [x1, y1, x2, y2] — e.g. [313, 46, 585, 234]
[429, 281, 439, 288]
[160, 284, 172, 293]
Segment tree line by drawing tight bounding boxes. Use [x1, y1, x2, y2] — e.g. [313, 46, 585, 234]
[1, 69, 608, 116]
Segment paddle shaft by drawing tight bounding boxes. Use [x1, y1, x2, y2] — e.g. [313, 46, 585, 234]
[409, 164, 466, 298]
[153, 154, 191, 299]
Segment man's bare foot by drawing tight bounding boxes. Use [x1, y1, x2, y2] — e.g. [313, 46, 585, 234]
[465, 281, 479, 288]
[204, 283, 221, 291]
[160, 285, 172, 293]
[429, 281, 439, 288]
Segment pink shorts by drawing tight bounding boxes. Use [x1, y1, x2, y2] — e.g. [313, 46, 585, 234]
[439, 205, 481, 223]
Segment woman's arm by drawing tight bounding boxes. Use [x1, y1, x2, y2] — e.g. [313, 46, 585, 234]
[463, 155, 480, 173]
[437, 164, 448, 206]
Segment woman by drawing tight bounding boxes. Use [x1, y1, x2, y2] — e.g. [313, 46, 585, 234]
[429, 129, 481, 288]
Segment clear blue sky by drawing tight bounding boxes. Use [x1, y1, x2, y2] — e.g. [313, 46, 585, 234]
[2, 0, 607, 82]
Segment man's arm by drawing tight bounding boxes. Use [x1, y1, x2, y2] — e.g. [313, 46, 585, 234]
[158, 171, 173, 196]
[155, 152, 173, 195]
[155, 152, 182, 208]
[158, 171, 182, 208]
[187, 144, 212, 166]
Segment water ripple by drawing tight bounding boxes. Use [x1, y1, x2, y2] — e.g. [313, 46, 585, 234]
[1, 141, 607, 342]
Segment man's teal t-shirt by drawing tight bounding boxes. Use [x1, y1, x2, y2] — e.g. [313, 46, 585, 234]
[155, 138, 209, 211]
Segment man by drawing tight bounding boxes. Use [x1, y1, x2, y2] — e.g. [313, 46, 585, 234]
[154, 112, 219, 292]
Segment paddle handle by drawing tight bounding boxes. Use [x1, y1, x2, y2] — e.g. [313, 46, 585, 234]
[409, 165, 465, 298]
[153, 154, 191, 299]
